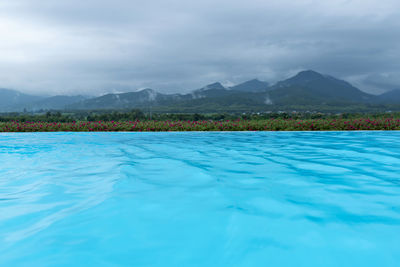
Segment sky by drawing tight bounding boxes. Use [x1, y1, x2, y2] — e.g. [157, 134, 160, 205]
[0, 0, 399, 96]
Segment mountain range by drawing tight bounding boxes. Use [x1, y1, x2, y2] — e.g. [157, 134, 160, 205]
[1, 70, 400, 112]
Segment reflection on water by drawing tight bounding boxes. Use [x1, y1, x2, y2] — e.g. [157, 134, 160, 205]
[1, 132, 400, 266]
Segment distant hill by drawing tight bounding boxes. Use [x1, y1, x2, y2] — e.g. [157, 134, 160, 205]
[68, 83, 233, 110]
[162, 91, 267, 113]
[269, 70, 373, 105]
[154, 81, 272, 112]
[66, 82, 268, 111]
[374, 89, 400, 104]
[24, 95, 88, 111]
[191, 82, 228, 98]
[0, 88, 44, 111]
[230, 79, 270, 92]
[67, 89, 181, 110]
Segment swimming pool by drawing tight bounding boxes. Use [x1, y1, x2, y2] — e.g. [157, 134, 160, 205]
[1, 132, 399, 266]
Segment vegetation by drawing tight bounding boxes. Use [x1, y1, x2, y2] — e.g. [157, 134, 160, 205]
[2, 109, 400, 122]
[1, 110, 399, 132]
[1, 109, 400, 132]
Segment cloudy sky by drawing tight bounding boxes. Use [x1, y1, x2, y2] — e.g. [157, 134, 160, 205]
[0, 0, 399, 96]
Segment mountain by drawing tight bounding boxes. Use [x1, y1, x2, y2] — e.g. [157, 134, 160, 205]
[230, 79, 270, 92]
[268, 70, 373, 105]
[66, 82, 268, 111]
[0, 88, 44, 111]
[191, 82, 228, 98]
[374, 89, 400, 104]
[25, 95, 89, 111]
[67, 89, 180, 110]
[2, 70, 398, 113]
[67, 83, 231, 110]
[64, 71, 382, 111]
[159, 81, 273, 112]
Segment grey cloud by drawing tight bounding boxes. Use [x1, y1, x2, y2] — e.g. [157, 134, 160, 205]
[0, 0, 399, 95]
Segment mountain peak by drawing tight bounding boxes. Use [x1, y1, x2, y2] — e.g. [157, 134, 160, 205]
[247, 78, 261, 82]
[203, 82, 225, 90]
[274, 70, 325, 88]
[230, 79, 270, 92]
[191, 82, 227, 99]
[242, 79, 263, 85]
[137, 88, 156, 93]
[294, 70, 324, 80]
[194, 82, 226, 93]
[270, 70, 372, 104]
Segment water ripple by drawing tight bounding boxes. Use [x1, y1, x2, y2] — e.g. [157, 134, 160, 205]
[0, 132, 400, 266]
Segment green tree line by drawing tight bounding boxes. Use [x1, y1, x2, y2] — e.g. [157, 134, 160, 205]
[1, 109, 399, 122]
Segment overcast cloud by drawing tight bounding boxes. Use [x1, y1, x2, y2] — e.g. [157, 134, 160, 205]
[0, 0, 399, 95]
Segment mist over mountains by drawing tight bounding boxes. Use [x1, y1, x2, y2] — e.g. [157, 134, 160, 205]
[1, 70, 399, 113]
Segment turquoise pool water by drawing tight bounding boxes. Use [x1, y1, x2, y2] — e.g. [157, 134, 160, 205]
[0, 132, 400, 266]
